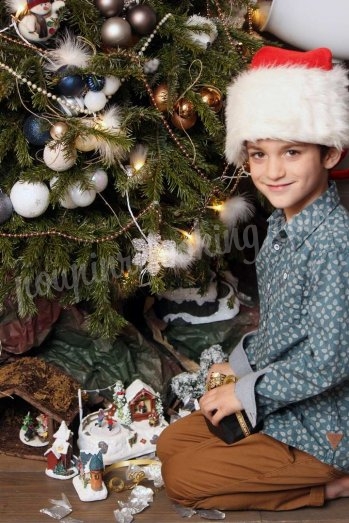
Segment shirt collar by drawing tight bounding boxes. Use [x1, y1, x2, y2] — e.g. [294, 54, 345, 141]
[267, 182, 341, 249]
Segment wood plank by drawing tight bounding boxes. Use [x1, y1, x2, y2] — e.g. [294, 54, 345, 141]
[1, 455, 349, 522]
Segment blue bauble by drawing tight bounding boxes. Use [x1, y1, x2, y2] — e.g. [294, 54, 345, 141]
[23, 115, 51, 146]
[0, 192, 13, 224]
[57, 74, 86, 97]
[86, 75, 106, 92]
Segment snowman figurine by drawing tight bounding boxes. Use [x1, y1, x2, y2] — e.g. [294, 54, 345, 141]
[17, 0, 66, 43]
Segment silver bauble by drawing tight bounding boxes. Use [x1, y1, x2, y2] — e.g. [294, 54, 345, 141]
[126, 5, 157, 36]
[101, 17, 132, 47]
[95, 0, 124, 17]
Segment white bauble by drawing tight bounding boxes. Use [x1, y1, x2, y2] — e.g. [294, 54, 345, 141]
[102, 76, 121, 96]
[84, 91, 108, 112]
[44, 141, 77, 171]
[50, 176, 78, 209]
[10, 181, 50, 218]
[90, 169, 109, 192]
[69, 184, 96, 207]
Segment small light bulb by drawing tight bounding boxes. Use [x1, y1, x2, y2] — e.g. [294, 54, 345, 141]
[130, 144, 148, 171]
[207, 203, 223, 212]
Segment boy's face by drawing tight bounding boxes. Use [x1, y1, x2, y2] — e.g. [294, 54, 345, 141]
[246, 140, 341, 221]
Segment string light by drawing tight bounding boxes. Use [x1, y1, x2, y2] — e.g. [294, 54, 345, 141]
[129, 144, 148, 171]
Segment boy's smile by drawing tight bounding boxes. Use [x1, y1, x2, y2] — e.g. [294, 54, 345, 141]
[246, 140, 341, 221]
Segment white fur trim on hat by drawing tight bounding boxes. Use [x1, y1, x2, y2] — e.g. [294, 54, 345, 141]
[225, 60, 349, 166]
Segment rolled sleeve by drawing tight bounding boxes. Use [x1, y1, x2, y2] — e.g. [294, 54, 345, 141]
[229, 330, 257, 377]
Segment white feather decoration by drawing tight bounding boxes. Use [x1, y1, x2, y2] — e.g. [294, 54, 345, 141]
[218, 195, 254, 228]
[94, 105, 126, 165]
[44, 32, 92, 71]
[5, 0, 26, 14]
[170, 230, 205, 270]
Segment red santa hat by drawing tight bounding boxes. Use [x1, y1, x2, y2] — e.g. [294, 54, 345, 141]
[225, 46, 349, 166]
[27, 0, 51, 10]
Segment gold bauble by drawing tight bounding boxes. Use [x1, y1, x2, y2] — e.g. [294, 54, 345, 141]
[153, 83, 169, 112]
[199, 85, 223, 113]
[50, 121, 69, 140]
[171, 98, 197, 130]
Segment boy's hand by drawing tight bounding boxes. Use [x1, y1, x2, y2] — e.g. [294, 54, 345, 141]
[199, 383, 243, 426]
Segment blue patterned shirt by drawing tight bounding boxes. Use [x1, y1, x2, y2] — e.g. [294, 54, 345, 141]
[230, 182, 349, 471]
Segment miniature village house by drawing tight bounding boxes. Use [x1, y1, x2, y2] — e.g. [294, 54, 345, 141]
[125, 379, 157, 422]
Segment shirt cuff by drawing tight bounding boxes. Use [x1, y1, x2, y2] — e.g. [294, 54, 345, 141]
[235, 369, 267, 427]
[229, 330, 257, 377]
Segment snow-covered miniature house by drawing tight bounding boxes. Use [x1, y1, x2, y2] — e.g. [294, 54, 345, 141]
[125, 379, 157, 422]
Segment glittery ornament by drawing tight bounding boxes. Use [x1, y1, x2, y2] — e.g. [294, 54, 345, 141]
[23, 115, 51, 146]
[0, 192, 13, 224]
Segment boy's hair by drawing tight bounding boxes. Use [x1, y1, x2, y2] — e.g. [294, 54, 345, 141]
[225, 47, 349, 167]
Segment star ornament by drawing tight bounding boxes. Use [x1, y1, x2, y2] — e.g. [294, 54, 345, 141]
[132, 233, 178, 276]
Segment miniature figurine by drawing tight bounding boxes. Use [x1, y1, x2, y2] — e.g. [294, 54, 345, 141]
[95, 408, 105, 428]
[6, 0, 66, 43]
[22, 411, 36, 441]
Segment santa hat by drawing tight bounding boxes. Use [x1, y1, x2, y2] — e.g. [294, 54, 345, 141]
[225, 46, 349, 166]
[27, 0, 51, 9]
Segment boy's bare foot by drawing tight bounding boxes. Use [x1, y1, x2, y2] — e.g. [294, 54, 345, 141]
[325, 476, 349, 500]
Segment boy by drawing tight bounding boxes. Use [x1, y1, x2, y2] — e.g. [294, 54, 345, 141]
[156, 46, 349, 511]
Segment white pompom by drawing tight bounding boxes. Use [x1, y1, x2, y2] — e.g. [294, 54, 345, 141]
[102, 76, 121, 96]
[185, 15, 218, 49]
[10, 181, 50, 218]
[84, 91, 108, 112]
[69, 184, 96, 207]
[218, 196, 254, 228]
[43, 142, 77, 171]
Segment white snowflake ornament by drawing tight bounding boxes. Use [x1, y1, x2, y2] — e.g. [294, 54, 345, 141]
[132, 233, 177, 276]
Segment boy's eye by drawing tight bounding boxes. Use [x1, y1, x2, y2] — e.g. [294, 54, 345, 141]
[286, 149, 300, 157]
[248, 151, 264, 159]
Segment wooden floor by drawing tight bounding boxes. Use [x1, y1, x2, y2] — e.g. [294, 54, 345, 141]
[1, 454, 349, 523]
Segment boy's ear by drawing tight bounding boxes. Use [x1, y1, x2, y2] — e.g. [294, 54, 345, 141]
[323, 147, 343, 170]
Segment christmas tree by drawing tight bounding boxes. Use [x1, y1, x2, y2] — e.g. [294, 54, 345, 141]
[0, 0, 266, 337]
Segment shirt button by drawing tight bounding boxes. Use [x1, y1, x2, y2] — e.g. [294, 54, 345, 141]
[273, 243, 280, 251]
[283, 272, 288, 280]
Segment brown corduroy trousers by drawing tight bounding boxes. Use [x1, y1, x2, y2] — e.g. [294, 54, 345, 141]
[156, 411, 345, 511]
